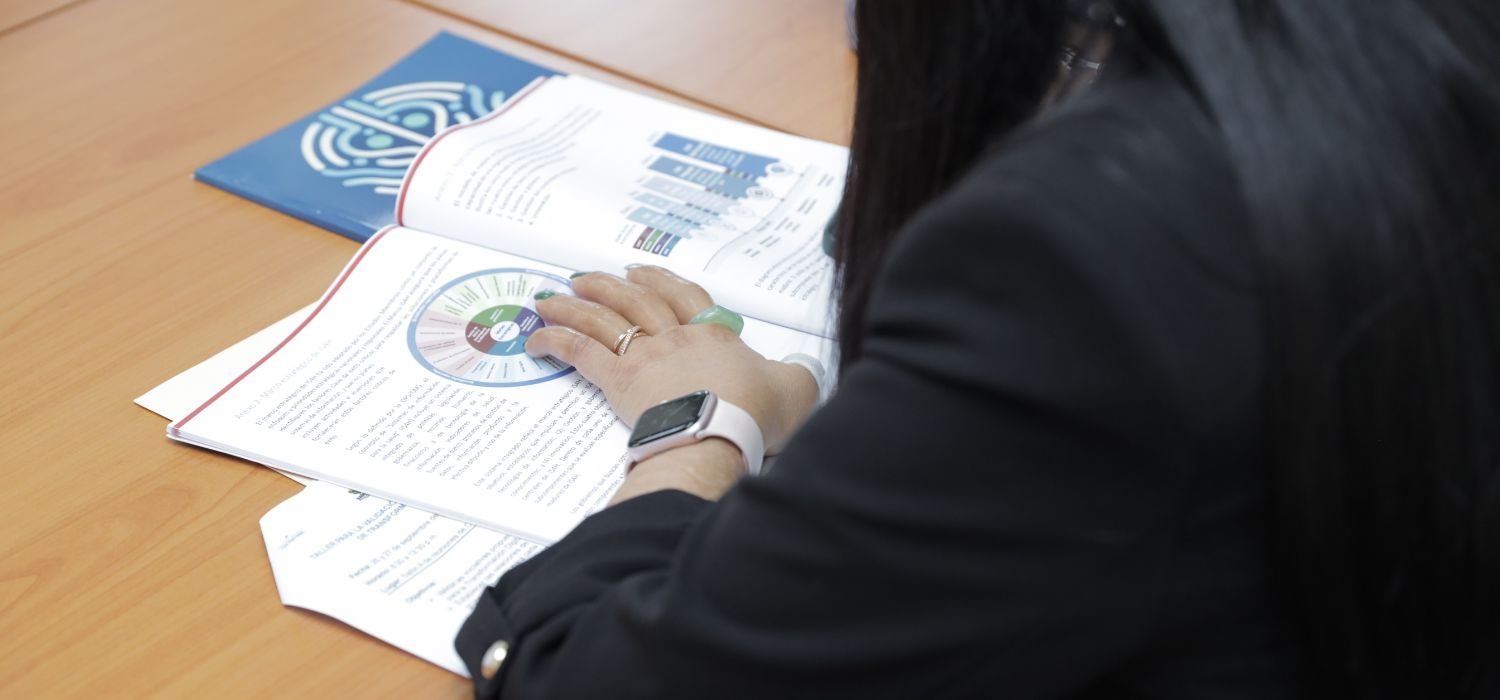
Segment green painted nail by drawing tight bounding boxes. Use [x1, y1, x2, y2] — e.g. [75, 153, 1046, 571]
[688, 304, 744, 336]
[570, 271, 589, 279]
[533, 290, 556, 301]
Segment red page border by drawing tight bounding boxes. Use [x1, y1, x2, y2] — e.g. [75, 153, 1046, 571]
[171, 225, 395, 435]
[395, 75, 550, 226]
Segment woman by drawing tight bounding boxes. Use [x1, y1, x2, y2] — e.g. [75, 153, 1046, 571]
[457, 1, 1500, 697]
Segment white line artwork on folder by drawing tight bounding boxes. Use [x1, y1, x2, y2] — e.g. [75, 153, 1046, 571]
[301, 82, 508, 196]
[407, 268, 576, 387]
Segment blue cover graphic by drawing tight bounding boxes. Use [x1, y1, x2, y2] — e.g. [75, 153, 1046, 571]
[195, 33, 561, 242]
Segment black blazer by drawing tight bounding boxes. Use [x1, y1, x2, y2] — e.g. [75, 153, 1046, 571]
[457, 66, 1304, 699]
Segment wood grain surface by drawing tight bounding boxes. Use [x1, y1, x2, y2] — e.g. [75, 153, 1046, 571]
[408, 0, 856, 144]
[0, 0, 84, 36]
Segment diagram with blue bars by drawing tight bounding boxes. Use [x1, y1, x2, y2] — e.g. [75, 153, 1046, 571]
[626, 133, 792, 257]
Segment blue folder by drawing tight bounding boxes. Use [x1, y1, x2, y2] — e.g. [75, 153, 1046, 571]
[195, 32, 560, 242]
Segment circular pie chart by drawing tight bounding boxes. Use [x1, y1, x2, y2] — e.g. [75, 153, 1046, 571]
[407, 268, 575, 387]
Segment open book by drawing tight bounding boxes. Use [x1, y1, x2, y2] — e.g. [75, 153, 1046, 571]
[169, 73, 846, 547]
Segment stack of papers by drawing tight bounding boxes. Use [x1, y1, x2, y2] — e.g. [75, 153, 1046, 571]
[140, 34, 845, 676]
[138, 308, 542, 675]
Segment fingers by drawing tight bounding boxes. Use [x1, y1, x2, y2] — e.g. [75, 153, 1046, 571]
[569, 272, 679, 335]
[524, 326, 617, 381]
[534, 294, 634, 349]
[625, 265, 715, 324]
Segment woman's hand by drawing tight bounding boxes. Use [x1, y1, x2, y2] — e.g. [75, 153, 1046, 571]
[523, 265, 819, 496]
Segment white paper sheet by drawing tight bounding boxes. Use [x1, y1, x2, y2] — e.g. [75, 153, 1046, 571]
[136, 304, 545, 675]
[261, 481, 542, 675]
[135, 305, 315, 421]
[135, 305, 317, 486]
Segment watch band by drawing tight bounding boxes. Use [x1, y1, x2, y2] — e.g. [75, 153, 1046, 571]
[697, 398, 765, 477]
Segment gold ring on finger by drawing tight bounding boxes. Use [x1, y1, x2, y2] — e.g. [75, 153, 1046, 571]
[612, 325, 647, 356]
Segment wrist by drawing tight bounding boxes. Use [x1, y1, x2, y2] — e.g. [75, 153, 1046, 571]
[610, 438, 744, 505]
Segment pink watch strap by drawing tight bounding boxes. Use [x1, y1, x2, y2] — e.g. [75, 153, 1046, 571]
[697, 398, 766, 476]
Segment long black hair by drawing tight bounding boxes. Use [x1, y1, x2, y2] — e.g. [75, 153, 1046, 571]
[837, 1, 1500, 696]
[834, 1, 1067, 361]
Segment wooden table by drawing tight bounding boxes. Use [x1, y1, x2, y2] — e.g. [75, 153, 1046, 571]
[0, 0, 852, 695]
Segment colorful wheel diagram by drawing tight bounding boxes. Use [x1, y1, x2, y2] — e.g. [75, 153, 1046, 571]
[407, 268, 574, 387]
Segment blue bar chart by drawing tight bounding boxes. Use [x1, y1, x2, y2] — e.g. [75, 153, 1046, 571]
[627, 133, 784, 258]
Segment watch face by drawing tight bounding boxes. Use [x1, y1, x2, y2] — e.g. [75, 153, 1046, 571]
[628, 391, 711, 448]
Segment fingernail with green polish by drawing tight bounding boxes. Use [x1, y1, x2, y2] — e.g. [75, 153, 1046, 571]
[570, 271, 588, 279]
[533, 290, 556, 301]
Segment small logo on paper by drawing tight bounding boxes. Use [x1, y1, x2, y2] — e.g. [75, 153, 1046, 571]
[300, 82, 506, 195]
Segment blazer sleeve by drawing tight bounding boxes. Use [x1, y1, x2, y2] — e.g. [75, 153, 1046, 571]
[456, 148, 1248, 699]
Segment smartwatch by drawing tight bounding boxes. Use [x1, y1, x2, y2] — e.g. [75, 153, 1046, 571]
[627, 390, 765, 476]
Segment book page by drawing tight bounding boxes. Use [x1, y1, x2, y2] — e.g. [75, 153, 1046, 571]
[172, 226, 829, 543]
[136, 305, 314, 425]
[262, 481, 540, 676]
[398, 75, 847, 337]
[137, 305, 319, 486]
